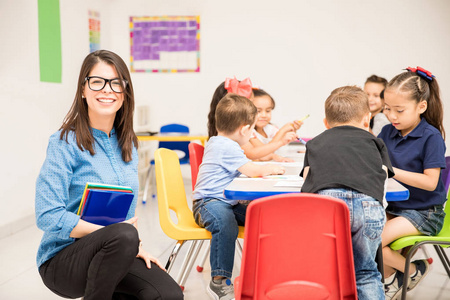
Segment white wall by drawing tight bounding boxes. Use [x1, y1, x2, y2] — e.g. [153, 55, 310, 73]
[1, 0, 450, 235]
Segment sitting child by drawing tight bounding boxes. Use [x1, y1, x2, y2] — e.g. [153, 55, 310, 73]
[242, 89, 302, 162]
[193, 93, 285, 300]
[364, 74, 391, 136]
[300, 86, 394, 300]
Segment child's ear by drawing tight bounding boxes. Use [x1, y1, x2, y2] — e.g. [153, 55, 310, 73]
[323, 118, 331, 129]
[240, 124, 251, 135]
[363, 112, 371, 129]
[418, 100, 428, 114]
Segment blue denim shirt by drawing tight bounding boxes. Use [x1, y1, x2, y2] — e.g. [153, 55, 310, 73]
[35, 128, 139, 268]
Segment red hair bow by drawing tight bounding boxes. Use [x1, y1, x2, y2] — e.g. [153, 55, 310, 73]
[406, 66, 435, 81]
[224, 77, 253, 99]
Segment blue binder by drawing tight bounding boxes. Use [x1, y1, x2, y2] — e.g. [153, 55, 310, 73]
[81, 189, 134, 226]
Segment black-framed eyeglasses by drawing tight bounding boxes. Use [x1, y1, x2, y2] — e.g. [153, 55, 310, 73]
[85, 76, 128, 93]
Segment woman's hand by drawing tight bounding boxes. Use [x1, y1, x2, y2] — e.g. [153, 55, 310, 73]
[137, 245, 166, 271]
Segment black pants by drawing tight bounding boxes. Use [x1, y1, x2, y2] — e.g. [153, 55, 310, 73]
[39, 223, 183, 300]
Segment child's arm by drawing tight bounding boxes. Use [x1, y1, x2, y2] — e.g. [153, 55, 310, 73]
[272, 121, 302, 143]
[302, 166, 310, 179]
[242, 132, 298, 160]
[393, 167, 441, 191]
[238, 162, 285, 178]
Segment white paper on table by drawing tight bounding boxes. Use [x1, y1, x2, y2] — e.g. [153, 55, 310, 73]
[274, 180, 303, 188]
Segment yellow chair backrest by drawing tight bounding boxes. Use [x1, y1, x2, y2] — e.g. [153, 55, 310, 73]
[155, 148, 210, 240]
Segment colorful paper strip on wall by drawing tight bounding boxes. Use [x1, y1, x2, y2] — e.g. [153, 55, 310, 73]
[38, 0, 62, 83]
[89, 11, 101, 53]
[130, 16, 200, 73]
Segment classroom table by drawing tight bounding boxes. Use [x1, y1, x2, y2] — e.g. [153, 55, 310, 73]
[223, 155, 409, 202]
[224, 176, 409, 202]
[137, 133, 208, 145]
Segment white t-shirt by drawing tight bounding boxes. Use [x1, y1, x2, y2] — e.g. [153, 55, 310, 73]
[252, 124, 279, 144]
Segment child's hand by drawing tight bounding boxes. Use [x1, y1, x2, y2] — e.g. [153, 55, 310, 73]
[282, 131, 298, 145]
[273, 154, 294, 162]
[271, 166, 285, 175]
[292, 120, 303, 131]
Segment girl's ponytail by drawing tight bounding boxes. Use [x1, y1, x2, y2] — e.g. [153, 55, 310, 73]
[424, 78, 445, 140]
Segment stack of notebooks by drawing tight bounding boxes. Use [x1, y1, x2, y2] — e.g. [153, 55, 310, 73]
[77, 183, 134, 226]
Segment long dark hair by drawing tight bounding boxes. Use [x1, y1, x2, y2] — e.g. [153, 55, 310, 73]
[207, 82, 227, 138]
[60, 50, 138, 162]
[386, 70, 445, 140]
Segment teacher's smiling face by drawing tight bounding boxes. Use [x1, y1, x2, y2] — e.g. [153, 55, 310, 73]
[83, 61, 125, 126]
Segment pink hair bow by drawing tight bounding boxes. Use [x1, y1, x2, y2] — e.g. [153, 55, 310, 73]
[224, 77, 253, 99]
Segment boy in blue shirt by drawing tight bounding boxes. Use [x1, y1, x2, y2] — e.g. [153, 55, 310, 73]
[301, 86, 394, 300]
[192, 93, 285, 300]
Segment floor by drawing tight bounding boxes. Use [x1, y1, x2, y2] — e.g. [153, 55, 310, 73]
[1, 165, 450, 299]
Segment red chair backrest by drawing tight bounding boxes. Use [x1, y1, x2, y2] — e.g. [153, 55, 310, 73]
[188, 143, 204, 191]
[235, 193, 357, 300]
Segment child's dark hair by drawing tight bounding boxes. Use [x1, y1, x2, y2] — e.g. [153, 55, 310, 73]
[215, 94, 257, 135]
[325, 86, 369, 127]
[386, 70, 445, 140]
[365, 75, 388, 87]
[253, 89, 275, 109]
[207, 82, 227, 138]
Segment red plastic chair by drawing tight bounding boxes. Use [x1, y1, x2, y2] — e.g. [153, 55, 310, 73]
[235, 193, 357, 300]
[188, 142, 204, 191]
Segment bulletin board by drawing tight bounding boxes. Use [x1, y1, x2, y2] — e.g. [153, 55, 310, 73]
[129, 16, 200, 73]
[89, 10, 100, 53]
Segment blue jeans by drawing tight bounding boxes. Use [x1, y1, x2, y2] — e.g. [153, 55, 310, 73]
[193, 198, 247, 278]
[318, 189, 386, 300]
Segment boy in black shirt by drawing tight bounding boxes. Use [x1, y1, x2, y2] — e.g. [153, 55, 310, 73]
[300, 86, 394, 300]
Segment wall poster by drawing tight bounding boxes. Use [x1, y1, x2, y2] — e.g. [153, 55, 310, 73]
[130, 16, 200, 73]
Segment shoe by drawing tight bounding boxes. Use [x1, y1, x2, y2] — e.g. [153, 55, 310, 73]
[207, 278, 235, 300]
[385, 271, 408, 300]
[407, 259, 430, 291]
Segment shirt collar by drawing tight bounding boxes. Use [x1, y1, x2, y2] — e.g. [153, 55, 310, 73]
[389, 117, 427, 139]
[91, 127, 116, 137]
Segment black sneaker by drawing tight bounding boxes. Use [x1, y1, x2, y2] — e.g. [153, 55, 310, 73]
[207, 278, 235, 300]
[407, 259, 430, 291]
[385, 271, 408, 300]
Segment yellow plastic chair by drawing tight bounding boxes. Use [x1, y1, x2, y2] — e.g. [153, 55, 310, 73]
[155, 148, 245, 290]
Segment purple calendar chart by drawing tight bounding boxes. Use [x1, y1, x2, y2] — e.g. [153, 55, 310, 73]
[130, 16, 200, 73]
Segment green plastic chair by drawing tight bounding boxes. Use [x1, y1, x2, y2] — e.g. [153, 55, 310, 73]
[389, 188, 450, 299]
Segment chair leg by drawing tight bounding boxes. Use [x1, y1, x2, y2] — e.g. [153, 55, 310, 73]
[179, 240, 205, 289]
[142, 165, 153, 204]
[236, 239, 243, 259]
[197, 242, 210, 272]
[434, 245, 450, 278]
[174, 240, 198, 285]
[376, 243, 385, 283]
[165, 240, 186, 273]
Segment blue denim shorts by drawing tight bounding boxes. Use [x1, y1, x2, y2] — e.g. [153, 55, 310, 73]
[386, 205, 445, 236]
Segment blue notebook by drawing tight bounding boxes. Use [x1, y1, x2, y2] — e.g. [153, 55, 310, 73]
[81, 189, 134, 226]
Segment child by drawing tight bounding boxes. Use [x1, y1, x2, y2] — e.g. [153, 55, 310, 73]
[207, 77, 255, 138]
[193, 93, 285, 300]
[364, 75, 391, 136]
[207, 79, 299, 161]
[242, 89, 302, 162]
[378, 66, 446, 299]
[300, 86, 394, 300]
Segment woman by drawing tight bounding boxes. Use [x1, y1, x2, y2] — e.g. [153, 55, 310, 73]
[35, 50, 183, 300]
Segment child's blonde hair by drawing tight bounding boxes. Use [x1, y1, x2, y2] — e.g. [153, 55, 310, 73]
[215, 93, 257, 134]
[325, 86, 369, 127]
